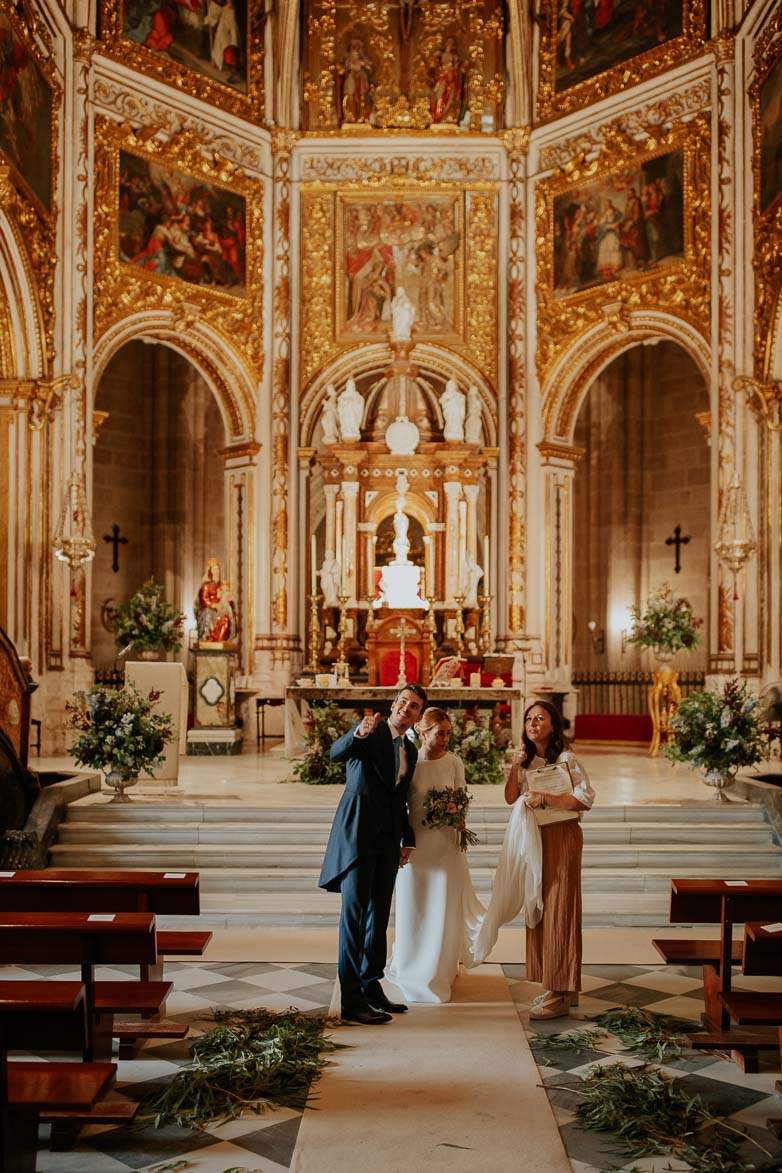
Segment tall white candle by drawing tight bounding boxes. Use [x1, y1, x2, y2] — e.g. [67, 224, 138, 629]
[484, 534, 490, 594]
[311, 534, 317, 594]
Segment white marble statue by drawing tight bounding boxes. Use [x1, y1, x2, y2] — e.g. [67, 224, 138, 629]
[337, 378, 363, 441]
[440, 379, 466, 441]
[319, 554, 341, 606]
[465, 384, 482, 445]
[321, 384, 340, 444]
[459, 552, 483, 608]
[390, 285, 416, 341]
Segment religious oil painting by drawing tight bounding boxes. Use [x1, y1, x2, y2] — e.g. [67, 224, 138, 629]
[0, 12, 53, 211]
[337, 195, 462, 339]
[555, 0, 682, 93]
[553, 150, 684, 298]
[118, 151, 247, 297]
[121, 0, 248, 91]
[759, 50, 782, 215]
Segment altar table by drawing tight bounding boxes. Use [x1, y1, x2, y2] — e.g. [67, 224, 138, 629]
[284, 685, 524, 755]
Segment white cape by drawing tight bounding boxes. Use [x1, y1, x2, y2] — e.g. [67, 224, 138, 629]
[463, 799, 543, 967]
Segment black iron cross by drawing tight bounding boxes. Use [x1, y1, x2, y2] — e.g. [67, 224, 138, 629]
[665, 525, 690, 574]
[103, 524, 128, 573]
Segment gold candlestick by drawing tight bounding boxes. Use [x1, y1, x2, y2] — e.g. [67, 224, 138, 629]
[334, 593, 349, 679]
[478, 592, 493, 655]
[305, 593, 322, 674]
[425, 596, 437, 680]
[364, 594, 377, 635]
[453, 594, 465, 657]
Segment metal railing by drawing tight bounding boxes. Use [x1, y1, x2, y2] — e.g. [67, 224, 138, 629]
[571, 669, 706, 714]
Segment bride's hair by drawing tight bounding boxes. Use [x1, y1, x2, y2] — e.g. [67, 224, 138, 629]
[415, 706, 451, 736]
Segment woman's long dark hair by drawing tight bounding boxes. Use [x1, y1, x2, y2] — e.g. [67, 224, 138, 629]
[521, 700, 569, 765]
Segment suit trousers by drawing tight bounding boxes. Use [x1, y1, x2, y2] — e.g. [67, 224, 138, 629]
[338, 831, 399, 1005]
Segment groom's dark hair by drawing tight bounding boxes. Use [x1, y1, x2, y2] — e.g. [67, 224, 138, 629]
[394, 682, 427, 707]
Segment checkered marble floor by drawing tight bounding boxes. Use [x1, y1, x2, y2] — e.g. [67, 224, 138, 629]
[4, 960, 782, 1172]
[507, 962, 782, 1173]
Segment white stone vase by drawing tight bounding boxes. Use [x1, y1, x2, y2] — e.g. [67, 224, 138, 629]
[702, 768, 735, 802]
[104, 768, 137, 803]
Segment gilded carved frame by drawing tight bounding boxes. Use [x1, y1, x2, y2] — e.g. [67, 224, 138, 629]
[536, 0, 707, 123]
[534, 116, 711, 391]
[99, 0, 264, 123]
[93, 118, 264, 395]
[299, 177, 499, 388]
[750, 9, 782, 380]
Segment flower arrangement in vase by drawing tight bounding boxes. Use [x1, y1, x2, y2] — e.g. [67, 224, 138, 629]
[66, 683, 174, 802]
[113, 579, 184, 656]
[447, 712, 507, 786]
[626, 583, 702, 660]
[662, 678, 770, 800]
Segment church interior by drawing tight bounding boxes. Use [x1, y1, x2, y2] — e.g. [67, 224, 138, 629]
[1, 0, 782, 1168]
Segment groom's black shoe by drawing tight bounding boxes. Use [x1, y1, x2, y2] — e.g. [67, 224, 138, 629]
[364, 982, 408, 1014]
[340, 999, 392, 1025]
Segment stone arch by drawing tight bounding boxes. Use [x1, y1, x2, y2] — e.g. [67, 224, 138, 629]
[92, 312, 256, 442]
[0, 209, 48, 378]
[299, 342, 497, 449]
[540, 312, 711, 445]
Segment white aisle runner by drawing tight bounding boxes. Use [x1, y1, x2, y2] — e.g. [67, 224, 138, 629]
[291, 965, 571, 1173]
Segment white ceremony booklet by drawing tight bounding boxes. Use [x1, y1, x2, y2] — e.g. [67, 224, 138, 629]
[525, 762, 573, 796]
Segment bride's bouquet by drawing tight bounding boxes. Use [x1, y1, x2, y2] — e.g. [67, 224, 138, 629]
[422, 786, 479, 852]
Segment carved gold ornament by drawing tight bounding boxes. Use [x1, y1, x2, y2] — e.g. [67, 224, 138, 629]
[99, 0, 265, 123]
[536, 0, 706, 122]
[534, 114, 711, 394]
[92, 119, 263, 427]
[750, 11, 782, 380]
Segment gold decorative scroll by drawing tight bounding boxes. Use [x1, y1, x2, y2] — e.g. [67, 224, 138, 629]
[750, 10, 782, 380]
[92, 119, 263, 427]
[301, 0, 504, 133]
[534, 115, 711, 392]
[505, 131, 529, 633]
[99, 0, 265, 123]
[537, 0, 706, 122]
[271, 134, 295, 633]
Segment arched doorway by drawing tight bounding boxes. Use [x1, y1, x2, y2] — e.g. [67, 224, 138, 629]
[90, 340, 227, 668]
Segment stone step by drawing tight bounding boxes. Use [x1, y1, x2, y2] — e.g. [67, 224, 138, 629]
[48, 840, 782, 871]
[63, 802, 767, 826]
[53, 820, 774, 848]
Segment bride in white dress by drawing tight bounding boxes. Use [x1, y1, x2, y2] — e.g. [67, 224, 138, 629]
[389, 708, 484, 1003]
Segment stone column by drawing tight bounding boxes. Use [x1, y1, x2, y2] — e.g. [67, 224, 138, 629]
[342, 480, 359, 602]
[538, 445, 581, 687]
[463, 483, 480, 561]
[443, 482, 462, 604]
[323, 483, 339, 563]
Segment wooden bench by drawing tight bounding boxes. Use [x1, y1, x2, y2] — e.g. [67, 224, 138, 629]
[0, 912, 187, 1061]
[0, 869, 212, 986]
[0, 981, 119, 1171]
[656, 879, 782, 1070]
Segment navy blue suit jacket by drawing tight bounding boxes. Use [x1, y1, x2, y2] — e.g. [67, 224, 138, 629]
[318, 719, 417, 892]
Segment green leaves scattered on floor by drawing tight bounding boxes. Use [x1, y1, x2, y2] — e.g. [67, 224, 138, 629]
[531, 1025, 608, 1057]
[546, 1062, 771, 1172]
[588, 1005, 695, 1062]
[139, 1007, 342, 1129]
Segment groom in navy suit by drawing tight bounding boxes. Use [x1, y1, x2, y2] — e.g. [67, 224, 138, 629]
[319, 684, 427, 1024]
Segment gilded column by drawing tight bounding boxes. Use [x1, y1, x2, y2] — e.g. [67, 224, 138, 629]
[538, 444, 581, 684]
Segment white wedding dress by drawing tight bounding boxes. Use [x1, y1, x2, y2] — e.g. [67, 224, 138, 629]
[388, 753, 485, 1003]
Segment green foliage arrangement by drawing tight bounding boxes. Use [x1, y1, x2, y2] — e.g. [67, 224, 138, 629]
[66, 683, 173, 778]
[138, 1007, 340, 1127]
[546, 1062, 768, 1171]
[113, 578, 184, 653]
[292, 701, 354, 785]
[447, 711, 507, 786]
[532, 1006, 694, 1064]
[663, 677, 770, 777]
[626, 582, 702, 655]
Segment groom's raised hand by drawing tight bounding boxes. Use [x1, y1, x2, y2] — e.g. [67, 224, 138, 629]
[355, 712, 383, 738]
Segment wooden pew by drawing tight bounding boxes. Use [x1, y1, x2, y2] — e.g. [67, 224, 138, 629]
[0, 981, 118, 1172]
[0, 869, 212, 987]
[654, 879, 782, 1070]
[0, 911, 184, 1061]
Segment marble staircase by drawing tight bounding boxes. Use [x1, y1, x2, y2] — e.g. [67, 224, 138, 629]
[50, 801, 781, 929]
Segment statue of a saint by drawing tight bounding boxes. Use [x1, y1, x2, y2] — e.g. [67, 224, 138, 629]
[321, 384, 340, 444]
[195, 559, 237, 644]
[337, 378, 364, 441]
[390, 285, 416, 341]
[392, 508, 411, 564]
[319, 554, 341, 607]
[440, 379, 466, 441]
[465, 384, 482, 444]
[459, 552, 483, 608]
[430, 35, 465, 124]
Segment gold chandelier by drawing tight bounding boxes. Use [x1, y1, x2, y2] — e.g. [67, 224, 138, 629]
[713, 474, 756, 599]
[51, 378, 96, 569]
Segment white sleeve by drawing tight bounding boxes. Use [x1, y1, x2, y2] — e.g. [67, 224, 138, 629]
[452, 753, 466, 788]
[563, 751, 595, 809]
